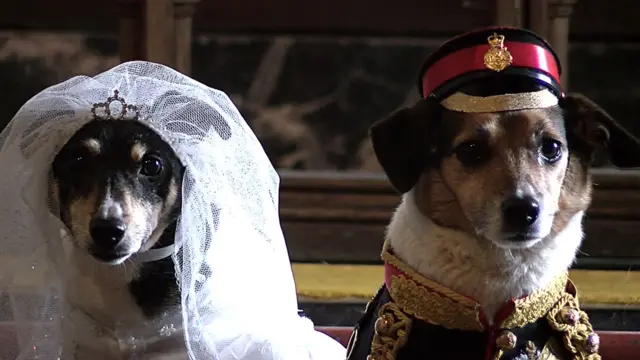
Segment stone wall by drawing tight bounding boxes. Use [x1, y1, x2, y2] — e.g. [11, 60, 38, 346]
[1, 31, 639, 172]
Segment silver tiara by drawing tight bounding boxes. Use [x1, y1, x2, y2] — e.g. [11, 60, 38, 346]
[91, 90, 140, 121]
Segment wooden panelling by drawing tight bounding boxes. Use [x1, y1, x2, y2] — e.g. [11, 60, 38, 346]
[0, 1, 119, 32]
[279, 169, 640, 269]
[570, 0, 640, 40]
[1, 0, 638, 39]
[192, 0, 492, 36]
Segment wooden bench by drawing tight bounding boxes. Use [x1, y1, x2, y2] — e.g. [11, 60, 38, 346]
[280, 169, 640, 332]
[279, 169, 640, 270]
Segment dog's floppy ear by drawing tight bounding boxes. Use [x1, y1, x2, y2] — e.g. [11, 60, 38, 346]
[561, 93, 640, 168]
[370, 98, 440, 194]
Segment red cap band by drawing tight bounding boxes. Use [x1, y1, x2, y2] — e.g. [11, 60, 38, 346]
[421, 41, 561, 98]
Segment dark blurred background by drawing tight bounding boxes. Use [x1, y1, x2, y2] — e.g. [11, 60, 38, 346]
[1, 0, 637, 173]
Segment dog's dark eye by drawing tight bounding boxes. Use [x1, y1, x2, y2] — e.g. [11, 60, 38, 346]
[140, 155, 164, 176]
[454, 140, 490, 167]
[540, 138, 562, 163]
[68, 153, 86, 170]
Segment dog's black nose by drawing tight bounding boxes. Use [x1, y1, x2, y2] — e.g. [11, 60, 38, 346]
[90, 218, 127, 247]
[501, 196, 540, 231]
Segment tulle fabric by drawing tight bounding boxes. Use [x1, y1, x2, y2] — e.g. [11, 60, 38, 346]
[0, 61, 346, 359]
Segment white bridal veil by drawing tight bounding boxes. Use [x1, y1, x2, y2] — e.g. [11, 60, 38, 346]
[0, 61, 346, 359]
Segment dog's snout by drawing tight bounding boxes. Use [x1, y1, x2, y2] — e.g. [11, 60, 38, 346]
[90, 217, 127, 247]
[501, 196, 540, 233]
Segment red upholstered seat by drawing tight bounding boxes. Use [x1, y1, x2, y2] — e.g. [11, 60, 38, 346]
[316, 326, 640, 359]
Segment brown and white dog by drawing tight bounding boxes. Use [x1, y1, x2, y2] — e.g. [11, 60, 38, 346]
[375, 93, 635, 320]
[347, 28, 640, 360]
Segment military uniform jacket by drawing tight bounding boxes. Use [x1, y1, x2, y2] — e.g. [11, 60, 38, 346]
[346, 247, 601, 360]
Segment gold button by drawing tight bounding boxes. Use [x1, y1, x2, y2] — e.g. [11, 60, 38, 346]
[374, 314, 394, 336]
[559, 306, 580, 325]
[495, 330, 517, 350]
[524, 341, 540, 357]
[586, 333, 600, 354]
[525, 341, 536, 352]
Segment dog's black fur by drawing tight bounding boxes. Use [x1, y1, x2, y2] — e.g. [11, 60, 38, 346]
[52, 119, 185, 319]
[129, 224, 179, 318]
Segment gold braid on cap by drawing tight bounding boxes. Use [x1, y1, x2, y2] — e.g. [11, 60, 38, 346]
[91, 90, 140, 121]
[440, 89, 559, 113]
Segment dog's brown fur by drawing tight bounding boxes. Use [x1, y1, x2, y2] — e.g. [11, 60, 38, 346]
[374, 94, 638, 237]
[415, 109, 568, 237]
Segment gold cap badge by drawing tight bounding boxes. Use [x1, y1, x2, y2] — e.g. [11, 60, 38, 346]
[483, 33, 513, 72]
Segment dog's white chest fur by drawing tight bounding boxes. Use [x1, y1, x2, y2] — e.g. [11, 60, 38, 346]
[386, 191, 584, 321]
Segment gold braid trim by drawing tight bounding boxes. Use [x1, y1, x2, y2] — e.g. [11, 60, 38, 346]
[381, 240, 477, 307]
[383, 240, 570, 331]
[368, 302, 412, 360]
[388, 275, 484, 331]
[500, 272, 569, 329]
[546, 294, 601, 360]
[440, 90, 559, 113]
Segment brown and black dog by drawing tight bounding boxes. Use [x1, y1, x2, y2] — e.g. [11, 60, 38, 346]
[347, 28, 640, 360]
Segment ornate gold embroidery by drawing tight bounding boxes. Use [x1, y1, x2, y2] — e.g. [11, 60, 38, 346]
[546, 294, 601, 360]
[522, 340, 542, 359]
[492, 330, 518, 360]
[382, 242, 569, 331]
[388, 275, 484, 331]
[500, 273, 569, 329]
[368, 302, 412, 360]
[381, 242, 478, 308]
[483, 33, 513, 72]
[539, 337, 563, 360]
